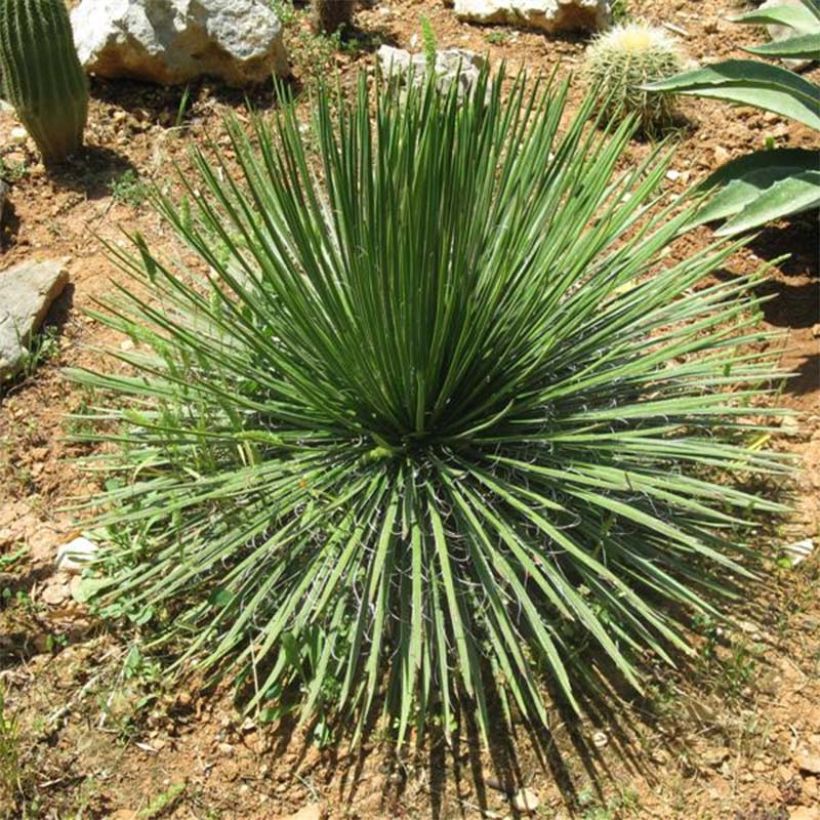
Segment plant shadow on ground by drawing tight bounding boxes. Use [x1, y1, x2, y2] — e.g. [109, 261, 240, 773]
[216, 541, 796, 817]
[0, 477, 810, 818]
[46, 146, 137, 202]
[0, 191, 19, 250]
[747, 213, 819, 280]
[787, 354, 820, 397]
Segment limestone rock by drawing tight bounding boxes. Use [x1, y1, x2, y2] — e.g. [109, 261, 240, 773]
[453, 0, 611, 34]
[71, 0, 288, 87]
[0, 259, 68, 381]
[377, 45, 487, 99]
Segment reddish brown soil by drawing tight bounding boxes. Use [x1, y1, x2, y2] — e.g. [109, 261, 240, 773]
[0, 1, 818, 818]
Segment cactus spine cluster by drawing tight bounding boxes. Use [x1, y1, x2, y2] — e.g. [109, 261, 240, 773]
[0, 0, 89, 164]
[312, 0, 355, 35]
[584, 23, 684, 136]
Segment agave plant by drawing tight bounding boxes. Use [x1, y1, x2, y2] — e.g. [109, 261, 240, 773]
[71, 70, 788, 745]
[646, 0, 820, 235]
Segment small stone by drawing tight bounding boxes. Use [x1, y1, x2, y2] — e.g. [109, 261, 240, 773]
[713, 145, 730, 165]
[218, 742, 234, 755]
[778, 415, 801, 437]
[9, 126, 28, 144]
[511, 787, 539, 813]
[789, 807, 820, 820]
[665, 169, 681, 181]
[703, 746, 731, 768]
[56, 537, 98, 573]
[796, 751, 820, 775]
[41, 579, 71, 605]
[283, 804, 323, 820]
[784, 538, 814, 567]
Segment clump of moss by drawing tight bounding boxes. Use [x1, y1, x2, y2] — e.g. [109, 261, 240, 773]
[584, 23, 685, 136]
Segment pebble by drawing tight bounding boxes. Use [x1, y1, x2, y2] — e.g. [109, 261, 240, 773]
[789, 807, 820, 820]
[511, 787, 539, 813]
[703, 746, 731, 768]
[796, 751, 820, 775]
[283, 805, 323, 820]
[9, 126, 27, 144]
[41, 579, 71, 605]
[784, 538, 814, 567]
[778, 415, 801, 437]
[713, 145, 730, 165]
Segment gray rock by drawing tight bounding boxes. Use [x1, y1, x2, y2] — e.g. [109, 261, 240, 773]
[71, 0, 288, 87]
[0, 259, 69, 381]
[453, 0, 611, 34]
[377, 45, 488, 99]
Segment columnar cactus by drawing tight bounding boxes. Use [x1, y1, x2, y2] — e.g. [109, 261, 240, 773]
[312, 0, 355, 35]
[0, 0, 89, 164]
[584, 23, 685, 137]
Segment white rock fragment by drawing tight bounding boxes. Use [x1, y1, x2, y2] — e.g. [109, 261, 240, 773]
[784, 538, 813, 567]
[56, 537, 99, 573]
